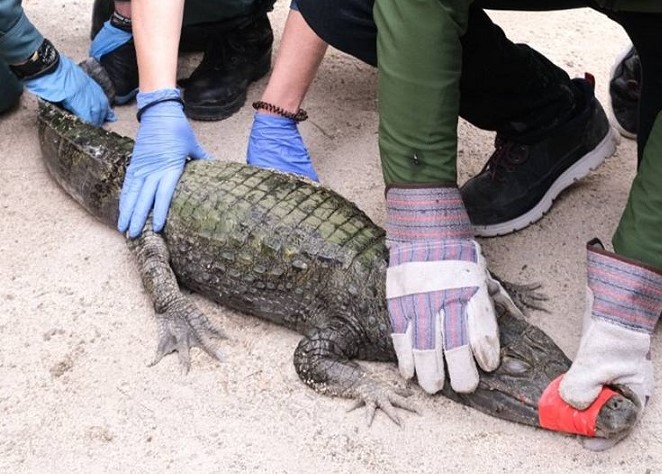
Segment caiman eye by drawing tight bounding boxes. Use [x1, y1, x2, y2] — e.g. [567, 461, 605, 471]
[501, 356, 531, 375]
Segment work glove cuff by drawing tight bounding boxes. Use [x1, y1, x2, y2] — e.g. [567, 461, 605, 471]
[385, 186, 473, 243]
[586, 238, 662, 334]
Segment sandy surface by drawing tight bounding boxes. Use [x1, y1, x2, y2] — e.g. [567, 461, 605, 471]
[1, 1, 660, 472]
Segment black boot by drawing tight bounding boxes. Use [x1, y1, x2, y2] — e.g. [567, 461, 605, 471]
[182, 14, 273, 121]
[460, 76, 618, 237]
[609, 46, 640, 139]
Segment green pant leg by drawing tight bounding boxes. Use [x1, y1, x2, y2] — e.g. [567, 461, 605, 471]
[182, 0, 272, 27]
[374, 0, 471, 185]
[613, 112, 662, 270]
[0, 59, 22, 114]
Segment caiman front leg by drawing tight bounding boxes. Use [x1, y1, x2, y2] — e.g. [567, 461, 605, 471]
[127, 229, 227, 372]
[294, 318, 418, 426]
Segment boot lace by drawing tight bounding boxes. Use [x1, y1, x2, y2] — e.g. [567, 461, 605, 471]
[481, 137, 529, 181]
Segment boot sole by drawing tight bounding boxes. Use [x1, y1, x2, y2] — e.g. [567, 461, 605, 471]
[472, 126, 620, 238]
[184, 60, 271, 122]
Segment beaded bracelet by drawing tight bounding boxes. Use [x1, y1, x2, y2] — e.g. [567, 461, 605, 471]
[252, 101, 308, 122]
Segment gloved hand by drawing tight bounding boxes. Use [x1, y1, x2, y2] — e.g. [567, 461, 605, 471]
[90, 18, 137, 104]
[558, 239, 662, 449]
[385, 187, 520, 394]
[246, 113, 319, 182]
[24, 54, 115, 126]
[90, 20, 132, 60]
[118, 88, 212, 238]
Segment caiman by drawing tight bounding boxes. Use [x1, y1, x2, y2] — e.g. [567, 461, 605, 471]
[36, 100, 640, 440]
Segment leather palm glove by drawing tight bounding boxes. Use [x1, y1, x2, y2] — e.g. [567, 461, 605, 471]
[385, 187, 521, 394]
[118, 88, 211, 238]
[246, 113, 319, 182]
[558, 239, 662, 449]
[17, 39, 115, 126]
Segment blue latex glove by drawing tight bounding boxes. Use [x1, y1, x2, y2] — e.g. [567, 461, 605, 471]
[24, 55, 115, 126]
[89, 20, 137, 104]
[118, 88, 212, 238]
[89, 20, 132, 60]
[246, 113, 319, 182]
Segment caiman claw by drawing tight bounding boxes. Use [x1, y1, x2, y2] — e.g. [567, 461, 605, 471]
[149, 296, 227, 373]
[347, 381, 420, 427]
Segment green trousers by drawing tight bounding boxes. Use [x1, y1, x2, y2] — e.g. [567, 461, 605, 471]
[613, 112, 662, 269]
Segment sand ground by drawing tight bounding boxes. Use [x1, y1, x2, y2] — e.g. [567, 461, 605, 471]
[1, 1, 660, 473]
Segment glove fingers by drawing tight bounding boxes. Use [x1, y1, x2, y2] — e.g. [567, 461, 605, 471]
[106, 108, 117, 123]
[413, 349, 445, 394]
[445, 345, 479, 393]
[151, 171, 182, 232]
[412, 309, 445, 394]
[128, 176, 159, 238]
[391, 323, 415, 379]
[466, 292, 500, 372]
[188, 140, 212, 161]
[117, 173, 143, 233]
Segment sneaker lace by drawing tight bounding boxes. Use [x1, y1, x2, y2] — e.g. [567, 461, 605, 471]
[481, 137, 529, 181]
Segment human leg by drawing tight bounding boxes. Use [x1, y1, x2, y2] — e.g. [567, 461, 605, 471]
[0, 59, 22, 115]
[454, 3, 617, 236]
[89, 0, 275, 117]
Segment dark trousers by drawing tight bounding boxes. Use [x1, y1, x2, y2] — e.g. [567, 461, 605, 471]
[297, 0, 662, 161]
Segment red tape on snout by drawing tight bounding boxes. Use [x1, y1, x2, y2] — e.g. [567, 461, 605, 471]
[538, 375, 618, 437]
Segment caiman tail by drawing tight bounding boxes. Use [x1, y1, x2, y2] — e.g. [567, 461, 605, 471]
[37, 100, 641, 442]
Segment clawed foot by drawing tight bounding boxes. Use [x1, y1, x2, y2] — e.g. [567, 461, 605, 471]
[149, 297, 227, 373]
[500, 281, 549, 314]
[347, 380, 420, 426]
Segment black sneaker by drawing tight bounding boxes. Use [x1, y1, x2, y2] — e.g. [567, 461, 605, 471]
[609, 46, 640, 139]
[460, 77, 618, 237]
[182, 14, 273, 121]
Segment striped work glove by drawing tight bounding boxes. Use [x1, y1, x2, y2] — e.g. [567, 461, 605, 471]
[558, 239, 662, 449]
[385, 187, 521, 394]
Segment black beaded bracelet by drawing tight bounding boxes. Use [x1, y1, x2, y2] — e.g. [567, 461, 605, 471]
[136, 97, 185, 122]
[252, 101, 308, 122]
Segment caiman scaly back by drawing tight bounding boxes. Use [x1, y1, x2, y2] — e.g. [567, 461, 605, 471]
[38, 100, 640, 438]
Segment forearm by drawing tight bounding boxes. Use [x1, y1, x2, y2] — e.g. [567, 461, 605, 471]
[132, 0, 183, 92]
[259, 9, 327, 114]
[0, 0, 43, 65]
[374, 0, 470, 185]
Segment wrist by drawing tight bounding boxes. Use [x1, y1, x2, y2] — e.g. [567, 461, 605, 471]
[10, 39, 60, 80]
[252, 101, 307, 122]
[386, 186, 473, 242]
[136, 88, 183, 121]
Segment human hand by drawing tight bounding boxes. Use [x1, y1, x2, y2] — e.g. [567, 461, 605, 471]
[118, 88, 211, 238]
[385, 187, 517, 394]
[89, 19, 137, 104]
[246, 113, 319, 182]
[555, 240, 662, 449]
[24, 54, 115, 126]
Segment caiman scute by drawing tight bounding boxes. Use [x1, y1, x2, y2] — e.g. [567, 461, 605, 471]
[37, 100, 639, 438]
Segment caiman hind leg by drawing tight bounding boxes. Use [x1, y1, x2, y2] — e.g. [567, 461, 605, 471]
[127, 229, 227, 372]
[294, 318, 419, 426]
